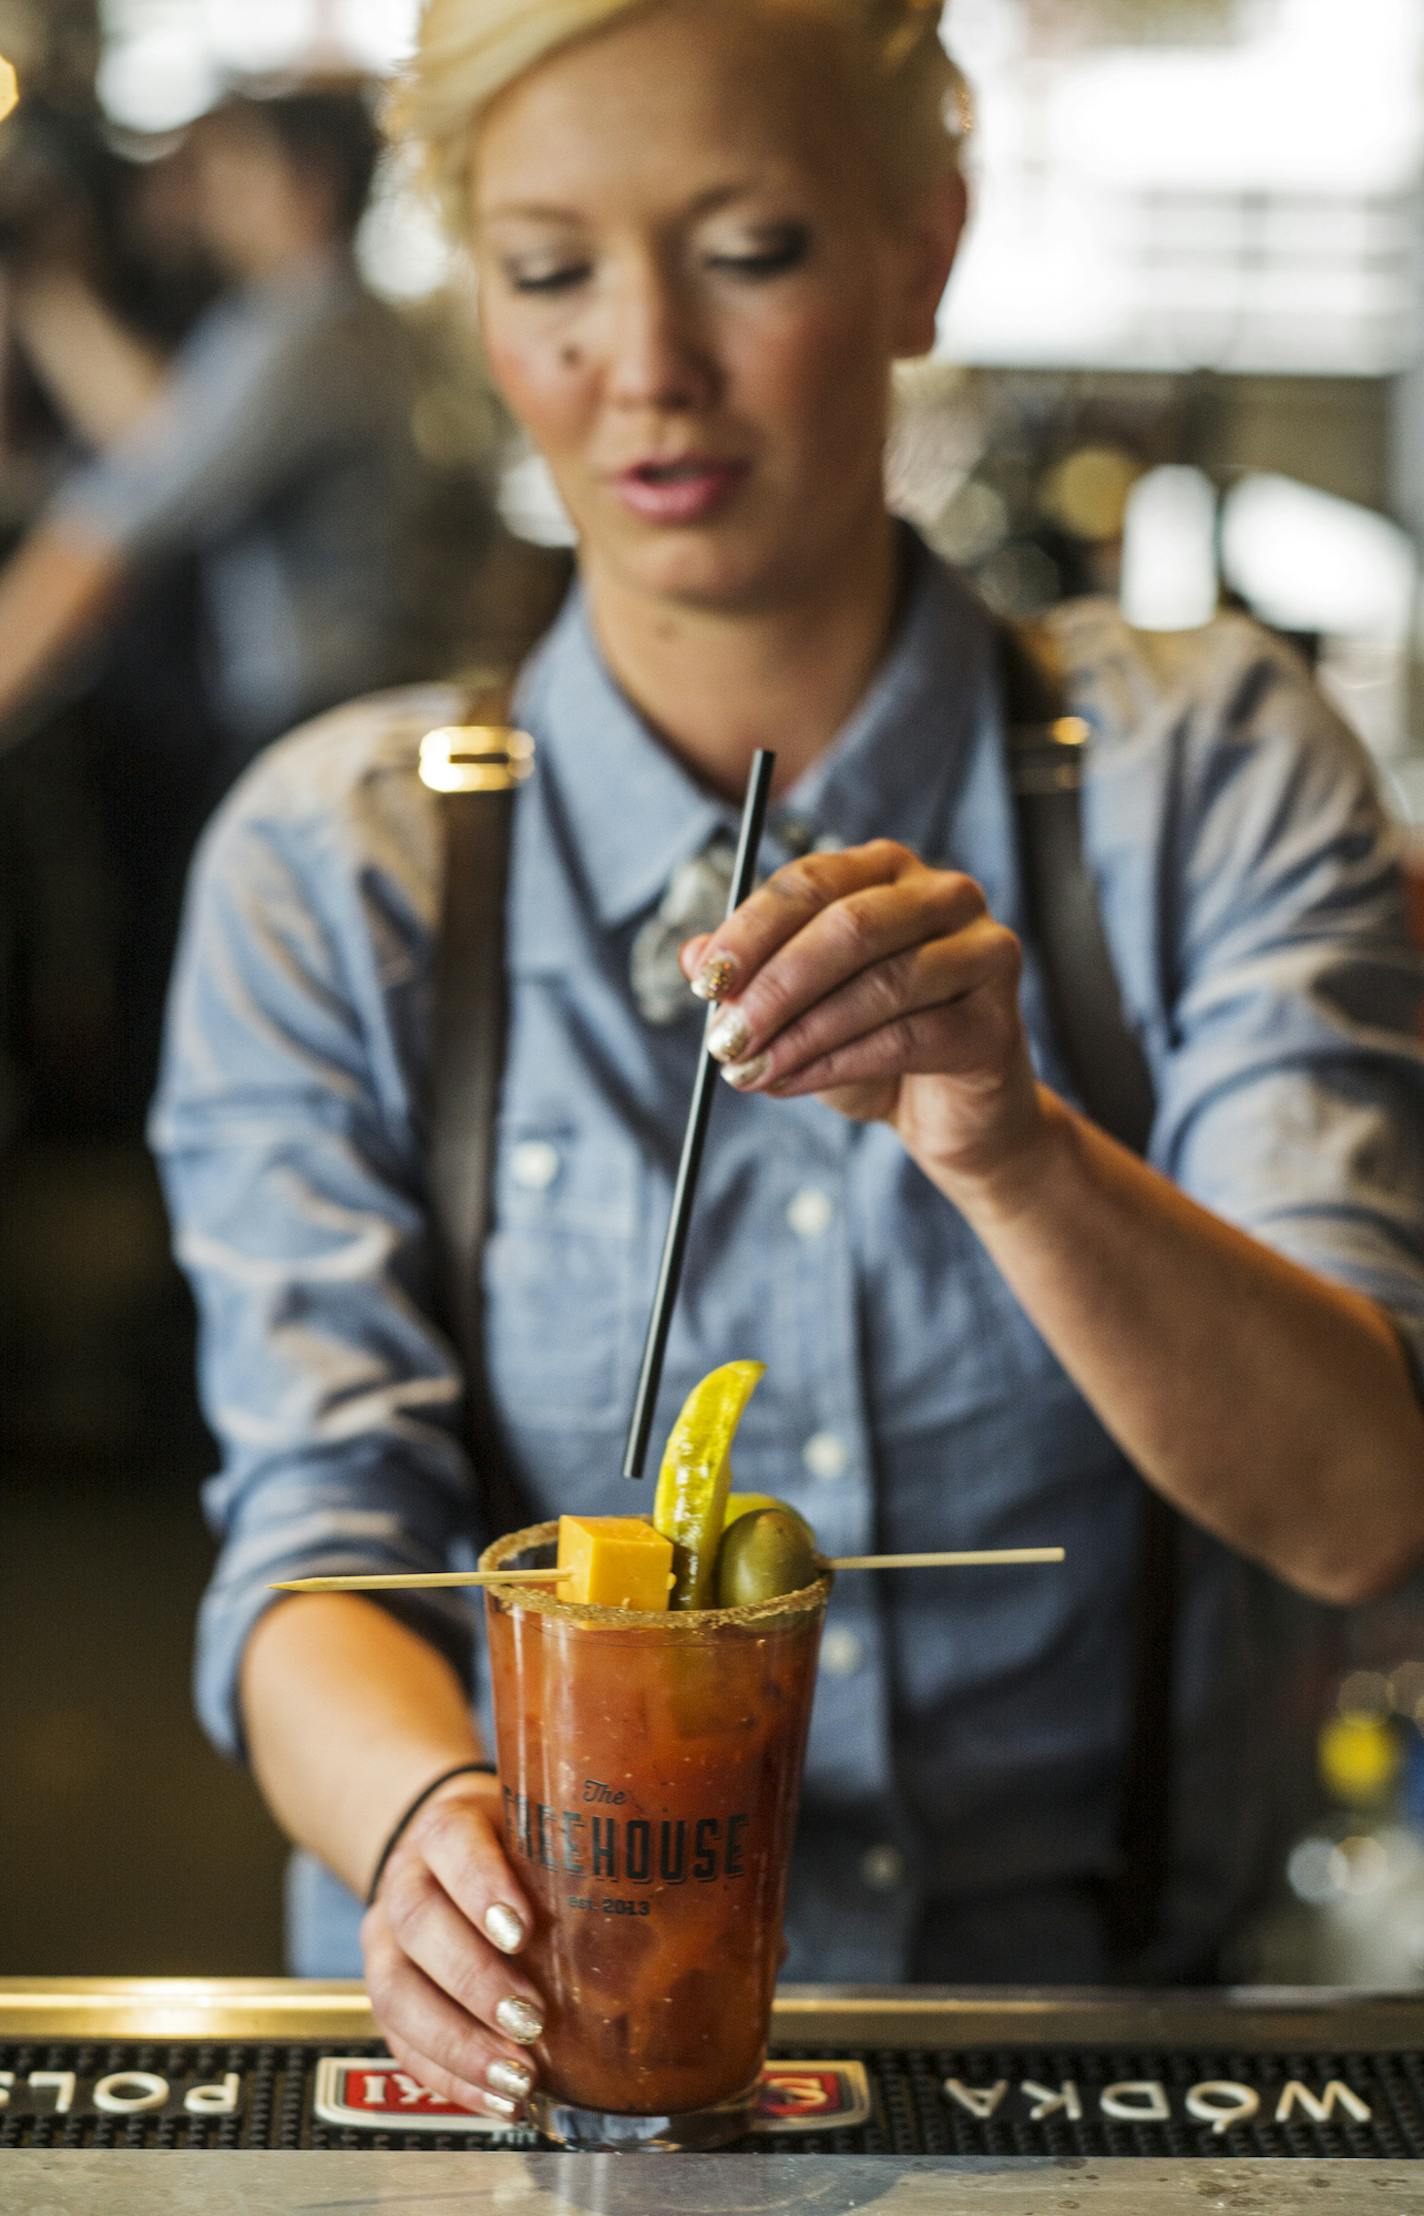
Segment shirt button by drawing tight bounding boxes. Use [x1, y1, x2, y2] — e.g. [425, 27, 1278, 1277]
[786, 1186, 834, 1240]
[819, 1627, 864, 1678]
[777, 814, 817, 857]
[802, 1431, 849, 1483]
[511, 1140, 561, 1191]
[861, 1843, 906, 1893]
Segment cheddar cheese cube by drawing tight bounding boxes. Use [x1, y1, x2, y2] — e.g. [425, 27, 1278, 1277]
[557, 1516, 674, 1611]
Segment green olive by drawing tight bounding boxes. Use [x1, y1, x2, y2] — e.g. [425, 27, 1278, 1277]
[714, 1507, 818, 1608]
[723, 1493, 816, 1547]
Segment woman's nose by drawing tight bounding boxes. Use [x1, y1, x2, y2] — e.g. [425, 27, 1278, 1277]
[604, 268, 718, 412]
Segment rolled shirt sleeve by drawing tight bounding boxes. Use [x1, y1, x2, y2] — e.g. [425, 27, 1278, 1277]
[151, 707, 479, 1761]
[1105, 621, 1424, 1393]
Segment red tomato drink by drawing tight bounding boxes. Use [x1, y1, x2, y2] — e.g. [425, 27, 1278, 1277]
[482, 1519, 828, 2148]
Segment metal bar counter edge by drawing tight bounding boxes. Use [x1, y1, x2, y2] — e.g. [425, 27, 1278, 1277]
[3, 1978, 1424, 2215]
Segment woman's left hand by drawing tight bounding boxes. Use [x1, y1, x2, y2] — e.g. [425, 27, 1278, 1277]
[680, 840, 1048, 1197]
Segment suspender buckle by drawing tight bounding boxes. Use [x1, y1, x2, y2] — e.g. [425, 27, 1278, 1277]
[1009, 714, 1091, 796]
[419, 725, 536, 795]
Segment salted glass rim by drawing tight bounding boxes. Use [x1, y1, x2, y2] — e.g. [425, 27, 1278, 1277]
[479, 1518, 831, 1630]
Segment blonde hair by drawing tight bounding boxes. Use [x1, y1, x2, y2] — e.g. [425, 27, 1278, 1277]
[389, 0, 968, 230]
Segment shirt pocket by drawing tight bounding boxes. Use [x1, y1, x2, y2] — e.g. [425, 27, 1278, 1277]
[482, 1122, 643, 1428]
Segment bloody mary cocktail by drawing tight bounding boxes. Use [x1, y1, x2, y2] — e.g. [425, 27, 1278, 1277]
[481, 1519, 828, 2148]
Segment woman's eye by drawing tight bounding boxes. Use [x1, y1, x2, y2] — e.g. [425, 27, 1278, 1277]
[504, 263, 589, 294]
[709, 230, 810, 279]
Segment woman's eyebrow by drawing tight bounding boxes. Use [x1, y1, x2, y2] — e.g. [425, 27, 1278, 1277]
[480, 200, 585, 224]
[481, 178, 791, 226]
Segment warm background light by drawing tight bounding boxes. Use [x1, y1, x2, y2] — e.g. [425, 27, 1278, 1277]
[0, 55, 19, 121]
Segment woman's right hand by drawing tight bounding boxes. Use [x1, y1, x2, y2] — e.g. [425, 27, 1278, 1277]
[361, 1770, 545, 2123]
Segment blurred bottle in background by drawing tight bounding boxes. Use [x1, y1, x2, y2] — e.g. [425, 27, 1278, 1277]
[1248, 1618, 1424, 1988]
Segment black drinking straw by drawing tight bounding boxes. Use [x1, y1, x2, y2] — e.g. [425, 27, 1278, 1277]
[622, 747, 777, 1480]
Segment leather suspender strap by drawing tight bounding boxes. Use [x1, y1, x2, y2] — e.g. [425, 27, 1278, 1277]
[421, 677, 533, 1532]
[998, 619, 1155, 1150]
[1000, 615, 1177, 1972]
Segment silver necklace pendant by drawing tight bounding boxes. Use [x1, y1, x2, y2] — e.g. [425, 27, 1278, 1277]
[629, 837, 737, 1026]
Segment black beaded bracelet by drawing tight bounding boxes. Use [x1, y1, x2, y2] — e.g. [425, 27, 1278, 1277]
[365, 1760, 497, 1908]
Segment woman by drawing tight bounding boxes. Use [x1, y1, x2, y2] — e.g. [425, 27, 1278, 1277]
[153, 0, 1424, 2127]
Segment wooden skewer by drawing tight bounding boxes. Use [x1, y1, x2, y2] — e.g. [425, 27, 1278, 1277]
[827, 1548, 1065, 1570]
[271, 1569, 565, 1593]
[271, 1548, 1064, 1595]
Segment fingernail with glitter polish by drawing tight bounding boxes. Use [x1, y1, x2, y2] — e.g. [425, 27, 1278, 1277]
[692, 952, 737, 1003]
[495, 1996, 544, 2044]
[721, 1053, 770, 1091]
[487, 2057, 534, 2100]
[483, 2088, 520, 2119]
[483, 1903, 525, 1954]
[706, 1009, 752, 1063]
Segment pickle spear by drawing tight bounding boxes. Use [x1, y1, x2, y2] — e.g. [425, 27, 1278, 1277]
[653, 1360, 766, 1608]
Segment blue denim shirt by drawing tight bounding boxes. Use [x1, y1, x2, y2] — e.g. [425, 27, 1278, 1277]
[152, 535, 1424, 1982]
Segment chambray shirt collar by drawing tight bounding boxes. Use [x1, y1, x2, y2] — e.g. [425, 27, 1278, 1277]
[519, 525, 998, 931]
[519, 596, 735, 931]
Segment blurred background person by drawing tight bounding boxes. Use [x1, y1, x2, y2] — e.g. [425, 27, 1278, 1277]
[0, 79, 510, 1138]
[0, 90, 222, 1118]
[0, 80, 499, 790]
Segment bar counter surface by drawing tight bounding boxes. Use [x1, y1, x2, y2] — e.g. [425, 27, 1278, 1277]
[3, 1979, 1424, 2212]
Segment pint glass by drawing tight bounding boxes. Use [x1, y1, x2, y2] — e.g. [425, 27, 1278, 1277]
[481, 1520, 829, 2148]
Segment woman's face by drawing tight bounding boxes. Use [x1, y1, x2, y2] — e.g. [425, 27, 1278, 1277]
[470, 0, 956, 617]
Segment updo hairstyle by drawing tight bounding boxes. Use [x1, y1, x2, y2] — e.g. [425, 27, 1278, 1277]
[390, 0, 969, 229]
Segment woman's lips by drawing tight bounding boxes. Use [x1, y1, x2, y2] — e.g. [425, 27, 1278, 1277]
[612, 459, 750, 524]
